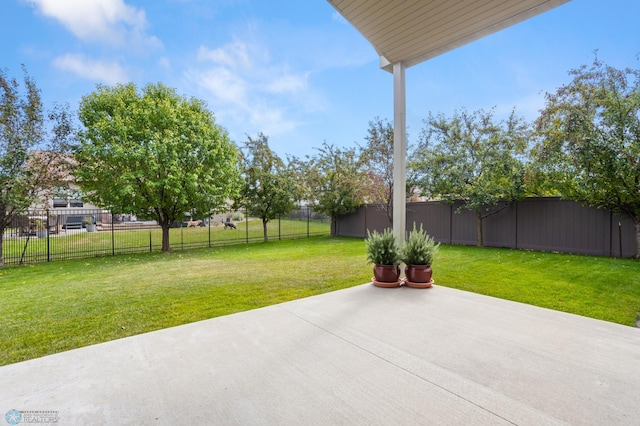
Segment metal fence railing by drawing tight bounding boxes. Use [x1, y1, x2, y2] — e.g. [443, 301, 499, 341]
[2, 207, 330, 266]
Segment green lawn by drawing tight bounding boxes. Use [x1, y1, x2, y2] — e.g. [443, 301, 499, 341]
[435, 246, 640, 327]
[1, 237, 638, 366]
[2, 218, 330, 265]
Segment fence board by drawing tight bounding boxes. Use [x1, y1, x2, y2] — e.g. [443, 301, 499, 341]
[337, 197, 638, 258]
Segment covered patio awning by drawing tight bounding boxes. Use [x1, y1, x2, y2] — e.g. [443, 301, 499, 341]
[326, 0, 571, 239]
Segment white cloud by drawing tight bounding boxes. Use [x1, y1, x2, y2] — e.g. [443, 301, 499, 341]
[250, 106, 298, 137]
[187, 40, 322, 139]
[24, 0, 161, 49]
[53, 53, 128, 84]
[197, 43, 251, 69]
[266, 73, 308, 94]
[190, 67, 248, 105]
[158, 56, 172, 70]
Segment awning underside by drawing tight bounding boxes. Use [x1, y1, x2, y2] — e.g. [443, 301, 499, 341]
[327, 0, 571, 71]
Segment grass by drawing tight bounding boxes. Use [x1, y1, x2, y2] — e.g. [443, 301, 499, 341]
[436, 245, 640, 327]
[0, 237, 370, 366]
[0, 237, 638, 366]
[2, 218, 330, 265]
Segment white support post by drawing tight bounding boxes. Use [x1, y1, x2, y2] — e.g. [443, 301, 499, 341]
[392, 62, 406, 242]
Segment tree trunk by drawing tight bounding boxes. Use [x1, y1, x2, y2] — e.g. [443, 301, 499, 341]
[476, 211, 484, 247]
[161, 225, 171, 252]
[386, 197, 393, 226]
[262, 219, 269, 242]
[330, 216, 337, 237]
[635, 219, 640, 259]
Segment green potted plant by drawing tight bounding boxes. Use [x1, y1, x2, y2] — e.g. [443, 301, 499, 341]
[34, 219, 47, 239]
[85, 216, 97, 232]
[365, 228, 401, 287]
[401, 223, 439, 288]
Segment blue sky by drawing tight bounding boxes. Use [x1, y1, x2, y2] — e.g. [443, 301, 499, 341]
[2, 0, 639, 158]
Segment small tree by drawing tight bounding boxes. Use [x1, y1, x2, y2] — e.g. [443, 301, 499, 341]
[412, 108, 529, 247]
[238, 133, 298, 242]
[360, 117, 394, 225]
[304, 142, 367, 236]
[75, 82, 240, 252]
[534, 56, 640, 257]
[0, 66, 73, 265]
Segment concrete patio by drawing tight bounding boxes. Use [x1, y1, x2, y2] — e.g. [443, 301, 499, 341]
[1, 283, 639, 425]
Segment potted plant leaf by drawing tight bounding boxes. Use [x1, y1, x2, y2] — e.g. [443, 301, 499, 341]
[401, 223, 439, 288]
[365, 228, 402, 287]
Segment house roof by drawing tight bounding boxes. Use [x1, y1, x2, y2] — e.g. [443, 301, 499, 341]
[327, 0, 571, 72]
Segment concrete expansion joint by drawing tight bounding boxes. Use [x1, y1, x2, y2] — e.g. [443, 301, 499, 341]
[277, 305, 519, 425]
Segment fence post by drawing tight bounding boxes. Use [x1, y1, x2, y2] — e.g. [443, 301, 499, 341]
[515, 201, 519, 250]
[619, 221, 623, 258]
[245, 208, 249, 244]
[609, 211, 613, 257]
[278, 214, 281, 241]
[364, 204, 367, 237]
[46, 212, 51, 262]
[149, 231, 152, 252]
[307, 207, 310, 238]
[449, 204, 453, 245]
[111, 212, 115, 256]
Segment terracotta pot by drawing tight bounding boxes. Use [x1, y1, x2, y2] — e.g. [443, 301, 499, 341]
[373, 264, 401, 283]
[404, 264, 432, 283]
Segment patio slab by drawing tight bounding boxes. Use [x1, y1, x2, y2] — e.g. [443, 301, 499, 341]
[1, 284, 639, 425]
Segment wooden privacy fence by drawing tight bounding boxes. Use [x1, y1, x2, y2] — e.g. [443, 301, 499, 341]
[336, 197, 637, 258]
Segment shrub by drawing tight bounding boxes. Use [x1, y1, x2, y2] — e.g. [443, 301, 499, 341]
[365, 228, 400, 265]
[402, 223, 439, 265]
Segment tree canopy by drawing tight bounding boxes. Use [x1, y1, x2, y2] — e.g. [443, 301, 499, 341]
[0, 66, 73, 265]
[303, 142, 367, 237]
[75, 82, 240, 252]
[534, 56, 640, 257]
[411, 108, 529, 247]
[360, 117, 395, 225]
[237, 133, 298, 242]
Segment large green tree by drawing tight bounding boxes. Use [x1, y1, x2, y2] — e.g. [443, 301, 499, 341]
[0, 66, 73, 265]
[303, 142, 367, 237]
[238, 133, 298, 242]
[75, 82, 240, 252]
[412, 108, 529, 247]
[534, 57, 640, 257]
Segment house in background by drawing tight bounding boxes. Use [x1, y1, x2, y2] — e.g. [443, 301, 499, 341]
[22, 152, 105, 234]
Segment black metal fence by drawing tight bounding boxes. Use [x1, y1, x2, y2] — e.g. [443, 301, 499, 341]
[337, 197, 638, 258]
[3, 207, 330, 266]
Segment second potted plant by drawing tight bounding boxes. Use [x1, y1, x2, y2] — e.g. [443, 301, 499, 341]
[401, 223, 439, 288]
[365, 228, 402, 287]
